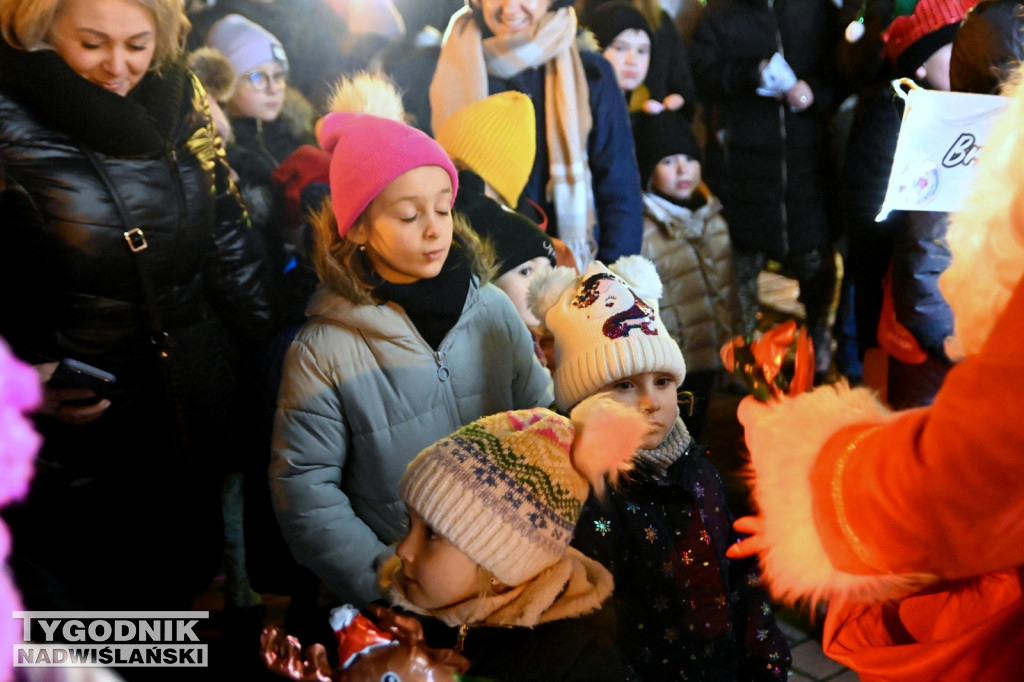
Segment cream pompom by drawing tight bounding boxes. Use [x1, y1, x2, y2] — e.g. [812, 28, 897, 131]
[527, 265, 579, 333]
[608, 255, 663, 303]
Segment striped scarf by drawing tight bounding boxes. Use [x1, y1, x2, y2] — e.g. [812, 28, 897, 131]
[430, 7, 598, 269]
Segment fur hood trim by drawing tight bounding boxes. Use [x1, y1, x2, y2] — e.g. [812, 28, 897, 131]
[380, 548, 612, 628]
[744, 383, 939, 608]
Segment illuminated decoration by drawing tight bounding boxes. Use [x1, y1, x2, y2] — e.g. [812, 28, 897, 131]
[719, 319, 814, 401]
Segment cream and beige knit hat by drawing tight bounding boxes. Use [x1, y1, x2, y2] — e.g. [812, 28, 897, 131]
[529, 255, 686, 410]
[400, 400, 645, 587]
[434, 91, 536, 208]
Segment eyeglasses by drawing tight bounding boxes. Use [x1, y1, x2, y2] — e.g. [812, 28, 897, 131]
[243, 70, 288, 91]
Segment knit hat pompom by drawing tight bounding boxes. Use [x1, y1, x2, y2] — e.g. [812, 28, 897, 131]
[327, 70, 407, 122]
[435, 91, 536, 208]
[882, 0, 980, 73]
[317, 113, 459, 237]
[206, 14, 288, 78]
[186, 47, 236, 101]
[528, 265, 581, 332]
[400, 400, 644, 586]
[608, 254, 663, 303]
[530, 256, 686, 410]
[569, 393, 646, 495]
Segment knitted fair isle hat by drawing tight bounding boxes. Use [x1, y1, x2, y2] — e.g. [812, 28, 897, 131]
[434, 91, 536, 208]
[586, 0, 654, 50]
[529, 255, 686, 410]
[318, 113, 459, 237]
[631, 107, 703, 188]
[400, 400, 646, 587]
[206, 14, 288, 77]
[882, 0, 980, 73]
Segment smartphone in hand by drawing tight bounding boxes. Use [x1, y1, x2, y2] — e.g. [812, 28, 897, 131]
[47, 358, 117, 405]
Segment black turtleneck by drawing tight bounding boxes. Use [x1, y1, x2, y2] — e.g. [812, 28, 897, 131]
[369, 237, 473, 351]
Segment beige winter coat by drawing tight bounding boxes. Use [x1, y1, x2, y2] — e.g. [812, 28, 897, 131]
[641, 186, 742, 372]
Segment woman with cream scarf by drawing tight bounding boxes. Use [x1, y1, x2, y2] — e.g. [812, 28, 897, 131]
[430, 0, 644, 271]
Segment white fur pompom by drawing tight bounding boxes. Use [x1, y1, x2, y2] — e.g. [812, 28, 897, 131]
[527, 265, 578, 333]
[609, 255, 663, 302]
[569, 393, 646, 499]
[327, 71, 406, 121]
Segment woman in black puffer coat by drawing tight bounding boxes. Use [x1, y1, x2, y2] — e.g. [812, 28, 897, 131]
[0, 0, 273, 613]
[691, 0, 841, 375]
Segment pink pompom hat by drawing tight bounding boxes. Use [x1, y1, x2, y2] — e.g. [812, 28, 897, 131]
[317, 112, 459, 237]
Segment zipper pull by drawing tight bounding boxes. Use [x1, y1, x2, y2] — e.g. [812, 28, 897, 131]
[455, 624, 468, 652]
[436, 351, 450, 382]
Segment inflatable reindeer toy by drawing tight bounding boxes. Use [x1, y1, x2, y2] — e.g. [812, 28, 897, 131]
[261, 604, 471, 682]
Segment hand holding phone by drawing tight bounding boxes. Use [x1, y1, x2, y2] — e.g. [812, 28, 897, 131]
[47, 358, 117, 395]
[43, 358, 117, 419]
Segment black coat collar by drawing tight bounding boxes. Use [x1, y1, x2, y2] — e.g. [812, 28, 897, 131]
[0, 38, 187, 156]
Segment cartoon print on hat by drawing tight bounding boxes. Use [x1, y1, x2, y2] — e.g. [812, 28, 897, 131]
[571, 271, 660, 340]
[529, 256, 686, 410]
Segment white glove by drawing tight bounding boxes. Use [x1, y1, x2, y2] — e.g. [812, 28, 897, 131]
[757, 52, 797, 97]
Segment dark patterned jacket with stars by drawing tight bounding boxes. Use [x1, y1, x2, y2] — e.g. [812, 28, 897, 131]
[572, 419, 791, 680]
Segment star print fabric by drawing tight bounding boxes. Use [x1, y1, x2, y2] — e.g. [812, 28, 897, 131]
[572, 420, 791, 680]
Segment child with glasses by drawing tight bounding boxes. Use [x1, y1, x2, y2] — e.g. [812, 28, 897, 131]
[206, 13, 316, 320]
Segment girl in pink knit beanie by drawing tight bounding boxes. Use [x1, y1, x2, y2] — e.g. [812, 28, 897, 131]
[269, 112, 554, 610]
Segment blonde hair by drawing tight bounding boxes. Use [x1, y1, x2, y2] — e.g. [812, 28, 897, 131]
[0, 0, 189, 71]
[940, 68, 1024, 356]
[310, 197, 496, 305]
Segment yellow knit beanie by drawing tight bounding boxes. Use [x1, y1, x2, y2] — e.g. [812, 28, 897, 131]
[435, 91, 536, 208]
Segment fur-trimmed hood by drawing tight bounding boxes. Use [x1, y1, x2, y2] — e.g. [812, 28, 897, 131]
[379, 547, 613, 628]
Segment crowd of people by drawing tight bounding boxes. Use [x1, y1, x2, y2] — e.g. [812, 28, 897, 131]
[0, 0, 1021, 679]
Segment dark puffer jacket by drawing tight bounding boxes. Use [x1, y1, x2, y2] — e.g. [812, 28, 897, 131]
[0, 40, 273, 609]
[690, 0, 840, 259]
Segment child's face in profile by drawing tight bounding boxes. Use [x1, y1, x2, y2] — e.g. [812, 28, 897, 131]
[602, 28, 651, 93]
[229, 58, 287, 122]
[396, 507, 481, 611]
[495, 256, 553, 329]
[594, 371, 678, 449]
[651, 154, 702, 201]
[349, 166, 455, 284]
[916, 43, 953, 92]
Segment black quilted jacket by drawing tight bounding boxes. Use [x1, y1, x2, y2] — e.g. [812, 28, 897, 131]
[0, 39, 273, 387]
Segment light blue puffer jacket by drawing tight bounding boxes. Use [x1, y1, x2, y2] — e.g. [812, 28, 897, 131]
[270, 280, 553, 606]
